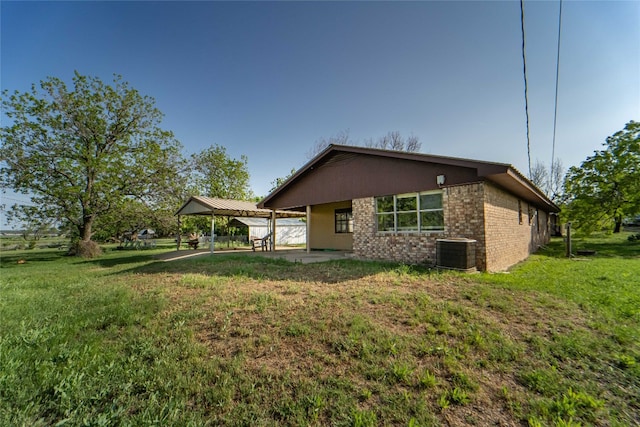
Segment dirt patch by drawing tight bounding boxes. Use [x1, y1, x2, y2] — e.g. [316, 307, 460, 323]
[135, 267, 602, 426]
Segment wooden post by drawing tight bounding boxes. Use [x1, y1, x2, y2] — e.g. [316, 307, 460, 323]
[176, 215, 181, 250]
[271, 210, 276, 252]
[306, 205, 311, 254]
[565, 222, 572, 258]
[211, 213, 215, 253]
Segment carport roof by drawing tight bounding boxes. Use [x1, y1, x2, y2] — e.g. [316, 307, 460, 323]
[175, 196, 305, 218]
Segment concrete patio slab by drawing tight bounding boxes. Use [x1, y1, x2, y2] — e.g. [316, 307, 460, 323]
[155, 247, 353, 264]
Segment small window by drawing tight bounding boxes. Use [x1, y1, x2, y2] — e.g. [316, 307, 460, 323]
[397, 193, 418, 231]
[376, 196, 394, 213]
[376, 196, 395, 232]
[419, 193, 444, 231]
[335, 208, 353, 233]
[518, 200, 523, 224]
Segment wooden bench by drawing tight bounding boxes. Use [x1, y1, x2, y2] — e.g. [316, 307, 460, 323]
[186, 240, 199, 250]
[251, 233, 272, 252]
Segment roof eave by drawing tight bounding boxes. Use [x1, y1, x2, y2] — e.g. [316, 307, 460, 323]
[258, 144, 336, 208]
[177, 196, 305, 218]
[485, 169, 560, 212]
[259, 144, 560, 213]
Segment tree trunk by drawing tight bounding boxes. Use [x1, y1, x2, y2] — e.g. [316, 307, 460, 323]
[73, 216, 102, 257]
[79, 217, 94, 242]
[613, 218, 622, 233]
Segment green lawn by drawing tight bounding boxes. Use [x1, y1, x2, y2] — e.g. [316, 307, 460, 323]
[0, 233, 638, 426]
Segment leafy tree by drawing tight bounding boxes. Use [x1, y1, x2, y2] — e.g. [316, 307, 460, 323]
[186, 144, 253, 242]
[0, 72, 184, 256]
[92, 198, 178, 242]
[190, 144, 252, 200]
[269, 168, 297, 194]
[564, 120, 640, 233]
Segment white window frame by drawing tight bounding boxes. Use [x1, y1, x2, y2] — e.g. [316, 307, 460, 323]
[375, 190, 444, 233]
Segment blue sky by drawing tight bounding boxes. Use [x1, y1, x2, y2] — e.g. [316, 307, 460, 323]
[1, 0, 638, 207]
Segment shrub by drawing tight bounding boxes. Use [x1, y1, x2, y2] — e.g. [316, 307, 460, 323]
[627, 233, 640, 242]
[68, 240, 103, 258]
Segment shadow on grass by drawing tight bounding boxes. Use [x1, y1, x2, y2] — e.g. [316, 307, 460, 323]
[119, 252, 437, 284]
[81, 250, 163, 268]
[573, 240, 639, 258]
[0, 249, 69, 268]
[538, 234, 640, 259]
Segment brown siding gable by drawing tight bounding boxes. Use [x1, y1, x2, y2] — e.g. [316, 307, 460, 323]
[259, 144, 558, 213]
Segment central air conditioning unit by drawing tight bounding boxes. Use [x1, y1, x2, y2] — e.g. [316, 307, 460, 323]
[436, 238, 477, 271]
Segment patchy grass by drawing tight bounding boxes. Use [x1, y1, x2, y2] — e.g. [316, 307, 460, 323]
[0, 234, 638, 426]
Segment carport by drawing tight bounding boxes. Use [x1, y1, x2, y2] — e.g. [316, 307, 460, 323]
[174, 196, 305, 253]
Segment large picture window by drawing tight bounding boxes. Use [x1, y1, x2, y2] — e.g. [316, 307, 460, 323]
[376, 191, 444, 232]
[335, 208, 353, 233]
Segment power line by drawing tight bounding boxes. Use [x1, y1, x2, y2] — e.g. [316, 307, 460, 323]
[520, 0, 532, 178]
[551, 0, 563, 169]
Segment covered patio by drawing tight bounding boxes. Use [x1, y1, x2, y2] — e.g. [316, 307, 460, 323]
[174, 196, 305, 253]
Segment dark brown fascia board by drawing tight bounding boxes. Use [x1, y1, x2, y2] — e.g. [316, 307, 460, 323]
[258, 144, 336, 208]
[337, 146, 558, 211]
[259, 144, 509, 208]
[259, 144, 558, 212]
[512, 169, 560, 212]
[330, 144, 513, 171]
[506, 167, 560, 212]
[485, 168, 560, 212]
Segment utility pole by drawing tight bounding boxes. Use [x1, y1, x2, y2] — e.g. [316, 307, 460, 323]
[565, 222, 572, 257]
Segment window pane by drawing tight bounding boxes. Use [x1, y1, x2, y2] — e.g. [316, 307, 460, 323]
[397, 212, 418, 231]
[335, 209, 353, 234]
[420, 193, 442, 210]
[376, 196, 394, 213]
[377, 213, 394, 231]
[396, 195, 417, 212]
[420, 211, 444, 230]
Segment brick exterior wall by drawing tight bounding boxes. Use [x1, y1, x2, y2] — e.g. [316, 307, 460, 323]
[483, 182, 551, 271]
[352, 197, 438, 265]
[445, 183, 486, 270]
[482, 183, 529, 271]
[352, 182, 551, 271]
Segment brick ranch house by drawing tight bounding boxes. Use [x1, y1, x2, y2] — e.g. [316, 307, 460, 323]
[259, 144, 560, 272]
